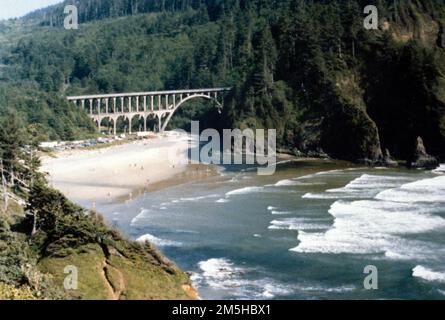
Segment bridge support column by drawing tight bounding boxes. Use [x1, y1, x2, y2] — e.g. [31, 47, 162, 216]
[97, 99, 101, 115]
[158, 115, 162, 133]
[89, 99, 93, 115]
[113, 119, 117, 136]
[128, 117, 132, 134]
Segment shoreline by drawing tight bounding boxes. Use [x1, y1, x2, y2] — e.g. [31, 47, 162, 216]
[41, 134, 193, 206]
[41, 132, 328, 206]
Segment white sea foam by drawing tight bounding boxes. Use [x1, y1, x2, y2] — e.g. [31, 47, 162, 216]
[302, 192, 361, 199]
[303, 174, 415, 200]
[326, 174, 408, 193]
[226, 186, 264, 196]
[297, 284, 356, 293]
[412, 266, 445, 283]
[267, 206, 278, 211]
[130, 209, 150, 226]
[269, 218, 330, 231]
[291, 199, 445, 257]
[315, 169, 344, 175]
[216, 198, 230, 203]
[136, 233, 182, 247]
[261, 283, 293, 299]
[274, 179, 325, 187]
[178, 194, 219, 202]
[271, 210, 294, 215]
[275, 179, 300, 186]
[432, 164, 445, 174]
[376, 175, 445, 203]
[191, 258, 293, 299]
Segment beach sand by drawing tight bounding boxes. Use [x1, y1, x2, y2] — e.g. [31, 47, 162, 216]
[41, 133, 192, 206]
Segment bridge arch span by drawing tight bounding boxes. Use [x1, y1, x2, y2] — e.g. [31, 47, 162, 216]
[99, 116, 114, 134]
[159, 93, 223, 132]
[115, 115, 130, 134]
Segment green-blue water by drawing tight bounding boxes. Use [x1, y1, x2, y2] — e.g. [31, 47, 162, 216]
[92, 161, 445, 300]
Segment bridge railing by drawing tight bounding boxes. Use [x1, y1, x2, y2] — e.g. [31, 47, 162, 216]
[67, 87, 231, 101]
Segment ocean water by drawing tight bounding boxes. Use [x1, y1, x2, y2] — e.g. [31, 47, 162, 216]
[94, 161, 445, 300]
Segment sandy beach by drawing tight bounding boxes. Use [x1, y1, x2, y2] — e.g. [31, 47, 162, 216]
[41, 132, 192, 206]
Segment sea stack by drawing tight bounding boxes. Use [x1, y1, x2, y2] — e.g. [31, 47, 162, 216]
[409, 136, 439, 169]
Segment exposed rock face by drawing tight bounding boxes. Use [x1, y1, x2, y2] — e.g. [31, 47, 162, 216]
[321, 103, 383, 162]
[382, 148, 399, 167]
[409, 136, 439, 169]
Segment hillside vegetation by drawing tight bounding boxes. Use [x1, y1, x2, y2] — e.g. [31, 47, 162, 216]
[0, 116, 195, 300]
[1, 0, 444, 162]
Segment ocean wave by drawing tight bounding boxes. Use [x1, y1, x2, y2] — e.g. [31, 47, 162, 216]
[191, 258, 293, 299]
[269, 218, 329, 231]
[261, 283, 294, 299]
[130, 209, 150, 226]
[376, 175, 445, 203]
[302, 174, 415, 201]
[274, 179, 325, 187]
[412, 266, 445, 283]
[291, 199, 445, 257]
[177, 194, 219, 202]
[326, 174, 409, 193]
[216, 198, 230, 203]
[226, 186, 264, 196]
[275, 179, 300, 186]
[315, 169, 344, 175]
[432, 164, 445, 174]
[271, 210, 294, 215]
[267, 206, 294, 215]
[302, 192, 361, 199]
[136, 233, 182, 247]
[297, 284, 356, 293]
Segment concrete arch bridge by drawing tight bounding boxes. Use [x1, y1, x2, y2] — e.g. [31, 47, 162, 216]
[67, 88, 231, 134]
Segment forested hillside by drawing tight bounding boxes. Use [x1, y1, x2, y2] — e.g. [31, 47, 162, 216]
[1, 0, 445, 162]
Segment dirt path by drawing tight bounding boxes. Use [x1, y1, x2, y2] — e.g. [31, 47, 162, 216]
[101, 259, 126, 300]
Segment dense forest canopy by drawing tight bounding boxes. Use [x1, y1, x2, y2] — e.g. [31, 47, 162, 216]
[1, 0, 445, 162]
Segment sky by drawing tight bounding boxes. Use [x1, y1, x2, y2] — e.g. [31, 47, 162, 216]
[0, 0, 63, 20]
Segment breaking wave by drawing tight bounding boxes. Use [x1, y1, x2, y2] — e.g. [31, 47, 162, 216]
[293, 173, 445, 258]
[226, 186, 264, 196]
[269, 218, 330, 231]
[432, 164, 445, 174]
[190, 258, 293, 299]
[412, 266, 445, 283]
[136, 233, 182, 247]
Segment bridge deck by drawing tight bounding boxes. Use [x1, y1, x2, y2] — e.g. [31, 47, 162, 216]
[67, 87, 231, 100]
